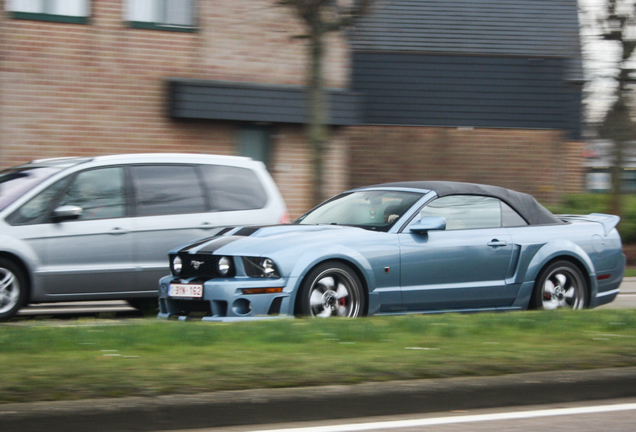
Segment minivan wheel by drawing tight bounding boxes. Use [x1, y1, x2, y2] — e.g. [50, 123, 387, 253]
[0, 258, 28, 321]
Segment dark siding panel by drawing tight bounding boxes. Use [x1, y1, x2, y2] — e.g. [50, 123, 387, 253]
[168, 80, 360, 126]
[350, 0, 583, 80]
[352, 53, 581, 138]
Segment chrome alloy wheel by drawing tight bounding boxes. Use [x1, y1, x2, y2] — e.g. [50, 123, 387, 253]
[308, 268, 362, 318]
[0, 267, 20, 315]
[540, 265, 585, 310]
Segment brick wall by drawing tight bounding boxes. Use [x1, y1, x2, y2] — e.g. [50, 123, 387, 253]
[346, 126, 584, 205]
[270, 125, 348, 218]
[0, 0, 349, 218]
[0, 1, 585, 217]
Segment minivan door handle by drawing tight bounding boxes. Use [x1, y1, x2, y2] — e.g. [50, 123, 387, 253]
[201, 222, 214, 230]
[487, 239, 507, 247]
[109, 227, 129, 235]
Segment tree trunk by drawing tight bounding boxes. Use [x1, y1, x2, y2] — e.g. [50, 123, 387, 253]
[307, 30, 329, 207]
[611, 139, 624, 216]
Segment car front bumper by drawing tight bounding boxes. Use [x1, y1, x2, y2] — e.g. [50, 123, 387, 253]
[158, 275, 297, 321]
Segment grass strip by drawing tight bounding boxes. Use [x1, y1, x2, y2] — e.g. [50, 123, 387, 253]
[1, 310, 636, 404]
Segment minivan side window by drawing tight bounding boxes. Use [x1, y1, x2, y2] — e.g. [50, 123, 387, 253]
[58, 167, 127, 220]
[130, 165, 206, 217]
[6, 177, 71, 225]
[200, 165, 267, 211]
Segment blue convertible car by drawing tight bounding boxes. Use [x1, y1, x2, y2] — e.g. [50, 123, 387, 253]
[158, 181, 625, 320]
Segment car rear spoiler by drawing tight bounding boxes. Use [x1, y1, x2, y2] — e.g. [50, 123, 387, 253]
[557, 213, 620, 236]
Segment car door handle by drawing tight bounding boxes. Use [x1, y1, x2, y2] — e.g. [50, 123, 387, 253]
[201, 222, 214, 230]
[487, 239, 508, 247]
[109, 227, 129, 235]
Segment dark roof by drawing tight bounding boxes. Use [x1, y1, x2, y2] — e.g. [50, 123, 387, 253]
[167, 79, 360, 126]
[365, 181, 563, 226]
[350, 0, 583, 81]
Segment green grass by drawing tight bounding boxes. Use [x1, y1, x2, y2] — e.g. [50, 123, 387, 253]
[1, 311, 636, 404]
[624, 268, 636, 277]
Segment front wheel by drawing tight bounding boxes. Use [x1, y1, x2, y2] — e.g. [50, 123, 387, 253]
[531, 261, 587, 310]
[297, 262, 365, 318]
[0, 258, 28, 321]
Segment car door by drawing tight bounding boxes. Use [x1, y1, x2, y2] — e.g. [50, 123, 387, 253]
[129, 164, 228, 292]
[399, 195, 518, 311]
[37, 166, 136, 296]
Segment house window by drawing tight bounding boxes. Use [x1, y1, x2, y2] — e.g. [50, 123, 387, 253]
[5, 0, 90, 24]
[125, 0, 196, 32]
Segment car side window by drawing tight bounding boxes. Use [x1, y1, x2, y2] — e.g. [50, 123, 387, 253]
[419, 195, 502, 230]
[6, 177, 71, 225]
[58, 167, 126, 220]
[200, 165, 267, 211]
[130, 165, 206, 217]
[501, 202, 528, 227]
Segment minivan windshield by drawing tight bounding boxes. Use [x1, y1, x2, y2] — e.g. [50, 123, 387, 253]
[294, 190, 423, 232]
[0, 167, 62, 212]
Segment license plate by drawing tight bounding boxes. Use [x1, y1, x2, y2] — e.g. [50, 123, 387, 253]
[169, 283, 203, 298]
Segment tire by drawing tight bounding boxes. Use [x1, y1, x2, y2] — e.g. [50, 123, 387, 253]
[530, 260, 587, 310]
[0, 258, 28, 321]
[297, 261, 365, 318]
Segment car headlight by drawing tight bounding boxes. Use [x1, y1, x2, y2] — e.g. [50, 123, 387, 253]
[218, 256, 232, 276]
[243, 257, 281, 278]
[172, 256, 182, 275]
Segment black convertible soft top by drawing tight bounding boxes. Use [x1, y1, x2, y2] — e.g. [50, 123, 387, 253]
[364, 181, 564, 226]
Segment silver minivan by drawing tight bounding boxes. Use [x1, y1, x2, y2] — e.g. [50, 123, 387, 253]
[0, 153, 288, 319]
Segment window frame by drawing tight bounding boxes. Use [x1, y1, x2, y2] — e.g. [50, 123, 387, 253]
[6, 0, 91, 24]
[124, 0, 197, 33]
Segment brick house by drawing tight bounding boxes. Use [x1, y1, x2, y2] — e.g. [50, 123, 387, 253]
[0, 0, 584, 217]
[346, 0, 585, 204]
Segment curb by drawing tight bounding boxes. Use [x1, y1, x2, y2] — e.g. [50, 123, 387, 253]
[2, 367, 636, 432]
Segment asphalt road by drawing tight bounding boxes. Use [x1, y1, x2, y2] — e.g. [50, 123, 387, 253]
[3, 368, 636, 432]
[171, 399, 636, 432]
[16, 277, 636, 319]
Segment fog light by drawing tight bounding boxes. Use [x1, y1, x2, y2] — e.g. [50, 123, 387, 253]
[173, 256, 182, 275]
[218, 256, 231, 276]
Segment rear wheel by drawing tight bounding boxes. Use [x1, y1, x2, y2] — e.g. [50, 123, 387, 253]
[531, 261, 587, 310]
[297, 262, 365, 318]
[0, 258, 28, 321]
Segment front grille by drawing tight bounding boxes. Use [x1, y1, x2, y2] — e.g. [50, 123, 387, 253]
[171, 254, 235, 278]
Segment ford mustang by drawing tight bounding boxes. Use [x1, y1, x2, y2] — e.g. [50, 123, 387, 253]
[158, 181, 625, 320]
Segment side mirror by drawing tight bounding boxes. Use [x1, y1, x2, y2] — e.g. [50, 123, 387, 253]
[409, 216, 446, 234]
[52, 205, 83, 221]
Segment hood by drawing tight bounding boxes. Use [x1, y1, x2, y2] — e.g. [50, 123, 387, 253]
[176, 224, 384, 257]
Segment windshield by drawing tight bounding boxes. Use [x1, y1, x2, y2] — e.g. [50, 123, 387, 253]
[295, 190, 423, 232]
[0, 167, 62, 212]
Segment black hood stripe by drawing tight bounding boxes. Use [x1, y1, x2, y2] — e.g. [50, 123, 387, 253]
[178, 227, 237, 253]
[180, 226, 268, 254]
[198, 235, 244, 253]
[234, 226, 267, 236]
[178, 236, 218, 253]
